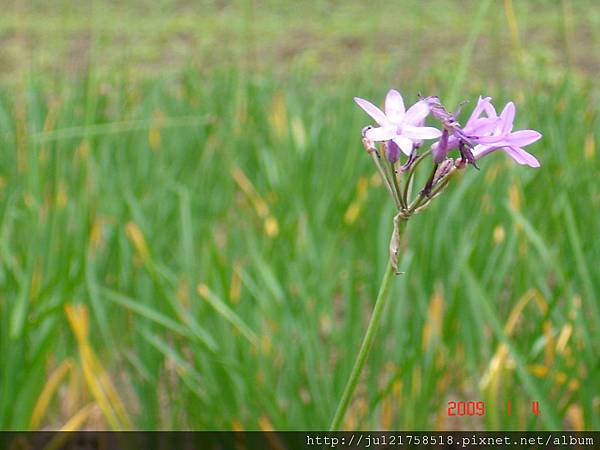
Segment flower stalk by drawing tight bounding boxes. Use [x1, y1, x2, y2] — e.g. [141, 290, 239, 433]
[329, 88, 542, 430]
[328, 255, 400, 431]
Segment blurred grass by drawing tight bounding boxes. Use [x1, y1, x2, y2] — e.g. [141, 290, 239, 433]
[2, 0, 600, 84]
[0, 0, 599, 431]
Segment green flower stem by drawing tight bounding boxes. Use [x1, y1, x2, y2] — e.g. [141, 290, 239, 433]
[329, 246, 402, 431]
[403, 149, 431, 204]
[407, 165, 457, 214]
[370, 152, 401, 209]
[388, 161, 406, 210]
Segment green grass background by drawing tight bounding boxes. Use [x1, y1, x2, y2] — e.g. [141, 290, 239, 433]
[0, 0, 599, 431]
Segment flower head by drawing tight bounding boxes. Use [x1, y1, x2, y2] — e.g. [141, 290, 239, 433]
[471, 102, 542, 167]
[429, 96, 499, 163]
[426, 96, 541, 168]
[354, 90, 442, 159]
[351, 88, 542, 277]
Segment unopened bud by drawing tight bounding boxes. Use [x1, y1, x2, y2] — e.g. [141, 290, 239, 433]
[455, 158, 467, 169]
[362, 137, 376, 153]
[432, 129, 449, 164]
[433, 158, 454, 184]
[385, 140, 400, 163]
[400, 148, 418, 172]
[361, 126, 377, 153]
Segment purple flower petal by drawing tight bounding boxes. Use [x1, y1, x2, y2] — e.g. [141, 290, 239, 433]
[504, 146, 541, 167]
[365, 126, 397, 141]
[404, 100, 430, 125]
[473, 143, 541, 168]
[483, 100, 498, 118]
[499, 102, 516, 134]
[385, 89, 405, 123]
[475, 135, 510, 144]
[402, 124, 442, 140]
[467, 117, 500, 136]
[392, 135, 414, 156]
[353, 97, 388, 126]
[471, 144, 497, 160]
[466, 97, 494, 127]
[506, 130, 542, 146]
[476, 96, 496, 117]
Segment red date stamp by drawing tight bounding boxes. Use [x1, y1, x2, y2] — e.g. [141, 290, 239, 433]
[447, 401, 485, 416]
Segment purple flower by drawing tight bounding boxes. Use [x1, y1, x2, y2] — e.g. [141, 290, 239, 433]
[354, 90, 442, 159]
[462, 96, 499, 135]
[430, 96, 499, 163]
[471, 102, 542, 168]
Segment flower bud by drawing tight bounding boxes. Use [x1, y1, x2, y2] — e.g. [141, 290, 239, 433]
[431, 129, 449, 164]
[433, 158, 454, 184]
[361, 126, 376, 153]
[455, 158, 468, 169]
[385, 140, 400, 164]
[400, 148, 418, 172]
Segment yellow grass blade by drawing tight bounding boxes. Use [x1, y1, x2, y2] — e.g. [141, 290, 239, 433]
[59, 403, 96, 431]
[258, 416, 286, 450]
[503, 0, 523, 67]
[229, 261, 242, 304]
[29, 359, 75, 429]
[480, 289, 547, 390]
[556, 323, 573, 354]
[584, 133, 595, 161]
[230, 165, 279, 237]
[422, 285, 444, 351]
[230, 166, 269, 218]
[269, 93, 288, 141]
[125, 222, 150, 263]
[65, 304, 132, 430]
[344, 177, 369, 225]
[42, 404, 96, 450]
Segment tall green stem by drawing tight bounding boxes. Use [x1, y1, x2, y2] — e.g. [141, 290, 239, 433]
[329, 255, 399, 431]
[387, 161, 406, 209]
[370, 153, 401, 209]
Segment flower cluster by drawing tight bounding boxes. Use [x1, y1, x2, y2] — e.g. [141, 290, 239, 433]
[353, 89, 542, 270]
[356, 89, 541, 169]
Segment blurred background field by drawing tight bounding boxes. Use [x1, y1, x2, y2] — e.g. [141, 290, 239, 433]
[0, 0, 599, 431]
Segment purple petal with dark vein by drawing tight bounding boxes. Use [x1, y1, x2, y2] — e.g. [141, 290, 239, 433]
[475, 134, 510, 144]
